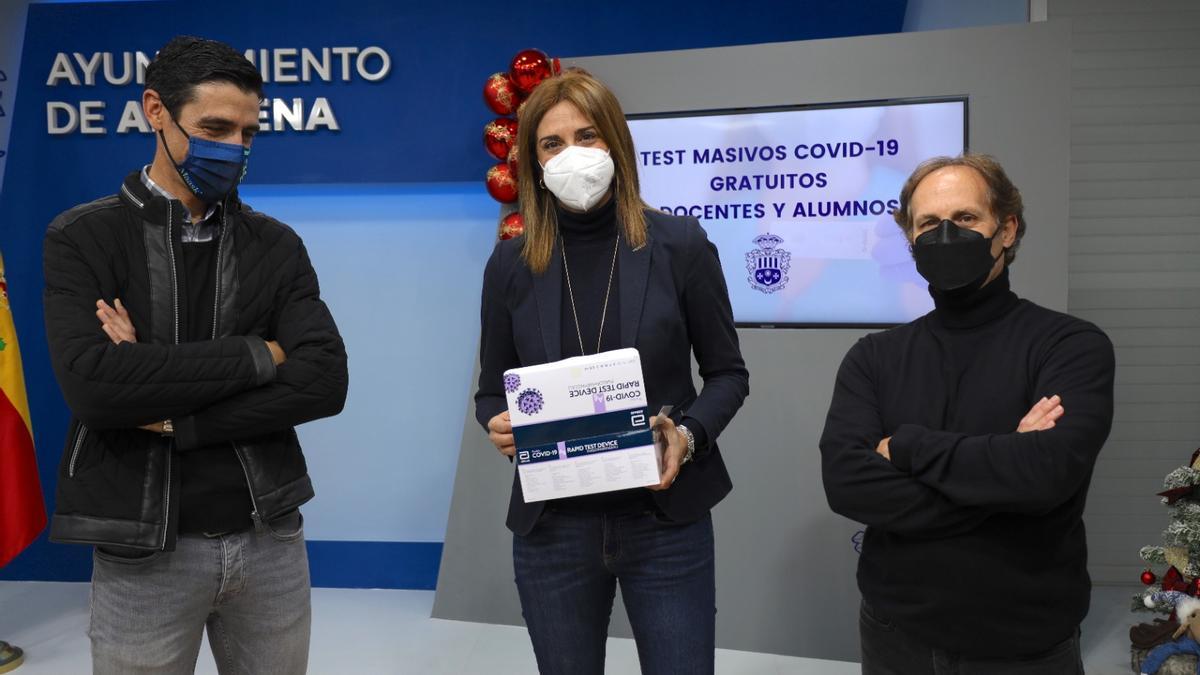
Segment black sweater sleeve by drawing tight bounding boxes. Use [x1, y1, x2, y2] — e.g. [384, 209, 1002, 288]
[172, 240, 348, 450]
[887, 327, 1115, 515]
[820, 338, 992, 538]
[43, 220, 273, 430]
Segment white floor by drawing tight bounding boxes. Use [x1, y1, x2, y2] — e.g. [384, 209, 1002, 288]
[0, 581, 1140, 674]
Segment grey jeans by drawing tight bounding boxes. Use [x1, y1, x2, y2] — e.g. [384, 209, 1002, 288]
[89, 510, 310, 675]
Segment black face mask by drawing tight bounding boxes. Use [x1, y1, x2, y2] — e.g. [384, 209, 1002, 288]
[912, 219, 1004, 293]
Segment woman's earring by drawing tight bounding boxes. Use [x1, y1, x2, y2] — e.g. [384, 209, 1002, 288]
[538, 178, 546, 190]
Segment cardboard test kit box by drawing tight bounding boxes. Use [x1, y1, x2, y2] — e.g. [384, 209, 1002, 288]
[504, 348, 660, 502]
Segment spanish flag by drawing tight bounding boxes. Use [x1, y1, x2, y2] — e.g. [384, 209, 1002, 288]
[0, 252, 45, 568]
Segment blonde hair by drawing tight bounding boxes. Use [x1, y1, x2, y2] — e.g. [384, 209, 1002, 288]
[515, 70, 649, 274]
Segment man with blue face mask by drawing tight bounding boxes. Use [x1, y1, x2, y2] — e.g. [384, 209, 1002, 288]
[820, 154, 1115, 673]
[41, 36, 347, 674]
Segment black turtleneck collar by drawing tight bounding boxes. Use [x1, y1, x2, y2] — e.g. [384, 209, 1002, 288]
[930, 267, 1020, 330]
[556, 195, 618, 244]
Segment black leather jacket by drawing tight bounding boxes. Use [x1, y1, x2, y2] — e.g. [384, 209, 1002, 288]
[43, 171, 347, 550]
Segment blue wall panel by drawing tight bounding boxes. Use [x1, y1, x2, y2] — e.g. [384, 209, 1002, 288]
[0, 0, 906, 586]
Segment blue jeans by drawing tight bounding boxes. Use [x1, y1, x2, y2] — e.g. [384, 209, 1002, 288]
[513, 508, 716, 675]
[89, 511, 310, 675]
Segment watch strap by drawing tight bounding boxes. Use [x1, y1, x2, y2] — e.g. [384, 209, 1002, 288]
[677, 424, 696, 464]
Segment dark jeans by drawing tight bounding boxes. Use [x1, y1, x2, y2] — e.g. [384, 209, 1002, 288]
[859, 601, 1083, 675]
[513, 508, 716, 675]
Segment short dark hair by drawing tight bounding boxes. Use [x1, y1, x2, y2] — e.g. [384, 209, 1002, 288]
[894, 154, 1027, 265]
[144, 36, 263, 118]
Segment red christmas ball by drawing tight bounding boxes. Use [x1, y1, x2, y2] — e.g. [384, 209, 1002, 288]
[507, 146, 520, 181]
[486, 162, 518, 203]
[483, 72, 521, 116]
[483, 118, 518, 161]
[499, 212, 524, 240]
[1189, 577, 1200, 597]
[551, 57, 562, 75]
[1142, 570, 1157, 585]
[510, 49, 553, 95]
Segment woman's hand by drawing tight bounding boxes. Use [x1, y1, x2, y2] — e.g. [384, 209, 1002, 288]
[488, 411, 516, 458]
[648, 414, 687, 491]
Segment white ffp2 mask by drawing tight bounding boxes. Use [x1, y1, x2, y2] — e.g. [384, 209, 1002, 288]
[540, 145, 615, 212]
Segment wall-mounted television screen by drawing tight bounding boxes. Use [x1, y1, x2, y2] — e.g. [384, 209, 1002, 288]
[627, 97, 967, 327]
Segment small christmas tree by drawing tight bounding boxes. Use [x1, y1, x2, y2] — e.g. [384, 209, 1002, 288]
[1130, 448, 1200, 674]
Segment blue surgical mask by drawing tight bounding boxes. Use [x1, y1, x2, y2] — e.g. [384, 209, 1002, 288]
[160, 117, 250, 203]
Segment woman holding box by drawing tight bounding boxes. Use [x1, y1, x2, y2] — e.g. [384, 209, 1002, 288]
[474, 70, 748, 675]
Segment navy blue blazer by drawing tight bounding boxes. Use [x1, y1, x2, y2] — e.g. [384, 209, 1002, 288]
[475, 208, 749, 535]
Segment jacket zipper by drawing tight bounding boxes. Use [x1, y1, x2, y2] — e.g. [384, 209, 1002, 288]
[67, 423, 89, 478]
[161, 444, 172, 548]
[210, 204, 260, 527]
[210, 205, 226, 340]
[232, 443, 264, 529]
[167, 205, 180, 345]
[160, 206, 180, 550]
[120, 183, 144, 209]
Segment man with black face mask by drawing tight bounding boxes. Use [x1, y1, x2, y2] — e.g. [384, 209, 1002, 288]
[820, 154, 1115, 673]
[42, 36, 347, 674]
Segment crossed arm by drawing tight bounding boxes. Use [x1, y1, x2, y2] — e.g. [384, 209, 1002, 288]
[821, 330, 1114, 536]
[874, 395, 1063, 460]
[93, 298, 286, 433]
[44, 226, 347, 446]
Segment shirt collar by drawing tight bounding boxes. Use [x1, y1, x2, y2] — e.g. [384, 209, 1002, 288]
[140, 166, 220, 243]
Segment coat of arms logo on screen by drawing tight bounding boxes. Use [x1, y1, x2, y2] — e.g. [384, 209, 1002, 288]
[745, 233, 790, 294]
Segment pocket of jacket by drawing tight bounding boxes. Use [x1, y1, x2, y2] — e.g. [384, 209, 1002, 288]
[67, 422, 90, 478]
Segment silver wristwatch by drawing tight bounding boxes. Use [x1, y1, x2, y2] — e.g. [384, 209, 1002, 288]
[676, 424, 696, 464]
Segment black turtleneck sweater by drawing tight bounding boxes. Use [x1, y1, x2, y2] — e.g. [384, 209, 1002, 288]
[819, 269, 1115, 658]
[557, 198, 623, 362]
[554, 198, 648, 513]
